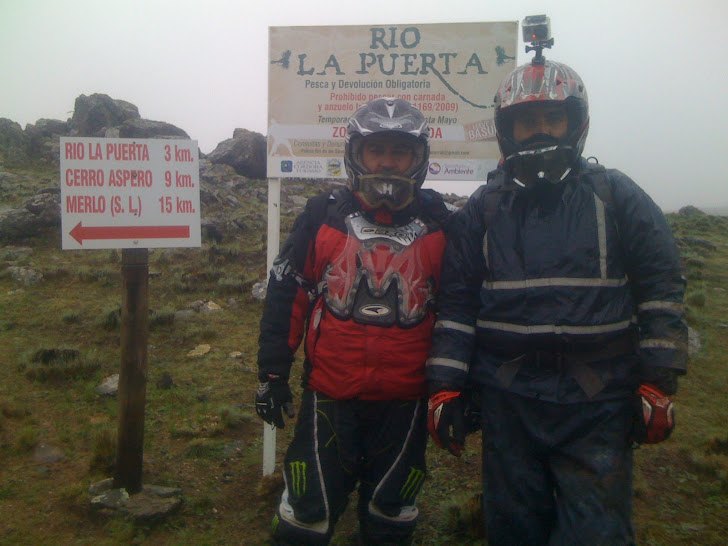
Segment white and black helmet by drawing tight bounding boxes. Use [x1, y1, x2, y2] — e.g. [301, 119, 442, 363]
[345, 98, 430, 210]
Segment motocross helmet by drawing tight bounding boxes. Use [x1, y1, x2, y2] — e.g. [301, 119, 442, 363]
[494, 59, 589, 185]
[345, 97, 430, 211]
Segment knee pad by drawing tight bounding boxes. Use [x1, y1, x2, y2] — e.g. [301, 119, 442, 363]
[360, 501, 418, 544]
[272, 494, 331, 545]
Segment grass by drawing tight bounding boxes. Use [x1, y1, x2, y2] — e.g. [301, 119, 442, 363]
[1, 162, 727, 544]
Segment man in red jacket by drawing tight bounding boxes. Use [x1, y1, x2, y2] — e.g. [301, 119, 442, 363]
[255, 98, 451, 544]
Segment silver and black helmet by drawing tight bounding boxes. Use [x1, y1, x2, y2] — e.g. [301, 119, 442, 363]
[345, 97, 430, 210]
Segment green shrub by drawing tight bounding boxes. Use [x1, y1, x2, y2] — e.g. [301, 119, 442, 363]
[22, 347, 102, 382]
[89, 428, 117, 473]
[687, 291, 707, 308]
[184, 438, 224, 459]
[98, 308, 121, 331]
[15, 426, 39, 452]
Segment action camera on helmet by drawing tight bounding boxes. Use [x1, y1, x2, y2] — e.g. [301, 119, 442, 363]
[523, 15, 554, 65]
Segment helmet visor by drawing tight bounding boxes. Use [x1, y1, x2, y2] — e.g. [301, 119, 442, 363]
[356, 174, 416, 211]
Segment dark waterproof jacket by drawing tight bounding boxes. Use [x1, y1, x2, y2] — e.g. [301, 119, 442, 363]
[259, 188, 448, 401]
[426, 160, 687, 403]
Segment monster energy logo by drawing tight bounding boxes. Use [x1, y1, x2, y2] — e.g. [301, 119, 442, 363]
[290, 461, 307, 497]
[400, 467, 425, 502]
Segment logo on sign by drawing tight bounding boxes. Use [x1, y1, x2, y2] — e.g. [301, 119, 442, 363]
[327, 159, 341, 176]
[429, 163, 441, 175]
[444, 165, 474, 175]
[281, 160, 293, 172]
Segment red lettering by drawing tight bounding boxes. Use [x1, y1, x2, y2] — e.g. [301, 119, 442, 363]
[65, 195, 106, 213]
[65, 141, 84, 160]
[105, 143, 150, 161]
[64, 169, 104, 186]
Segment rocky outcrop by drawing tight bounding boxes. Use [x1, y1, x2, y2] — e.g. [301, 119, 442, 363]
[0, 188, 60, 241]
[207, 128, 267, 179]
[118, 118, 189, 139]
[25, 118, 69, 165]
[0, 94, 190, 170]
[69, 93, 140, 136]
[678, 205, 707, 217]
[0, 118, 30, 166]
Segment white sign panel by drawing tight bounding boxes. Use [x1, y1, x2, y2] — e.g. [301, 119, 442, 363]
[60, 137, 201, 250]
[268, 22, 518, 181]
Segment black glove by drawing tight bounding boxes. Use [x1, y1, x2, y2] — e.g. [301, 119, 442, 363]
[255, 374, 295, 428]
[427, 390, 465, 456]
[632, 383, 675, 445]
[419, 189, 454, 229]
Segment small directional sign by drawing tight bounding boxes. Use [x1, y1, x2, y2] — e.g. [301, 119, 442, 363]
[60, 137, 201, 250]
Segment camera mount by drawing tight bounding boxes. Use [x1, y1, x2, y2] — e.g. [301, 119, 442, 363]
[522, 15, 554, 66]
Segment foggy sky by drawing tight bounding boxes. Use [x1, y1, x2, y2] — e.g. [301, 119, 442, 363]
[1, 0, 726, 211]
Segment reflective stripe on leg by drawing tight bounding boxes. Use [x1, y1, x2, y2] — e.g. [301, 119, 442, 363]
[371, 399, 423, 502]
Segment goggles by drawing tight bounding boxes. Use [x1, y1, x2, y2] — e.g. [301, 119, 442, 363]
[356, 174, 416, 211]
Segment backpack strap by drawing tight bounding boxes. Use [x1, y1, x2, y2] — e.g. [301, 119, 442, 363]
[480, 169, 511, 231]
[580, 161, 614, 213]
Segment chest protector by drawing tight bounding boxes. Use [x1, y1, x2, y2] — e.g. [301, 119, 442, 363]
[321, 212, 434, 327]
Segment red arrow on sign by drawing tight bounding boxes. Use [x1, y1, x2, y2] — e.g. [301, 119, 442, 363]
[69, 222, 190, 244]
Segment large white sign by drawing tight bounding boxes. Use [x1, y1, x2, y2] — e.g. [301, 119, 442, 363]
[60, 137, 201, 250]
[268, 22, 518, 181]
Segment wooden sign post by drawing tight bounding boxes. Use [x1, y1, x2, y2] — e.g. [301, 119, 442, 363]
[113, 247, 149, 493]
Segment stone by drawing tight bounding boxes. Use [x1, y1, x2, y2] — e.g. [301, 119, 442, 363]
[207, 128, 266, 179]
[7, 266, 43, 286]
[290, 195, 308, 207]
[69, 93, 140, 137]
[33, 443, 65, 464]
[187, 344, 211, 357]
[0, 246, 33, 261]
[118, 118, 189, 139]
[174, 309, 196, 320]
[200, 301, 222, 314]
[0, 118, 30, 165]
[143, 484, 183, 498]
[96, 374, 120, 396]
[89, 482, 184, 522]
[90, 487, 129, 509]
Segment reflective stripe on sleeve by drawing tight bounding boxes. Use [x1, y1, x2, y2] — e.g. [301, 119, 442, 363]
[640, 339, 678, 350]
[638, 301, 685, 313]
[426, 357, 469, 372]
[476, 318, 635, 335]
[434, 320, 476, 335]
[482, 276, 628, 290]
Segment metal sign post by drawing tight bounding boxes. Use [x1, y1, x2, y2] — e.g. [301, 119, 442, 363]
[263, 23, 518, 476]
[263, 177, 281, 476]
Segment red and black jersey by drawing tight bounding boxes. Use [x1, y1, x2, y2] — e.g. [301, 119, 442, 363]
[258, 188, 448, 400]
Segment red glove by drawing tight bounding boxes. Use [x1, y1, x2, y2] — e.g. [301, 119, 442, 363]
[633, 383, 675, 444]
[427, 391, 465, 456]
